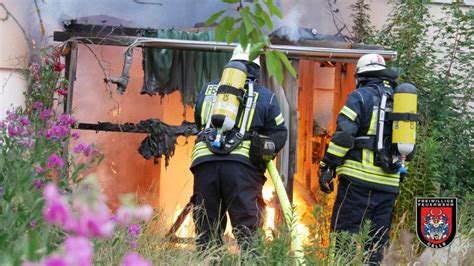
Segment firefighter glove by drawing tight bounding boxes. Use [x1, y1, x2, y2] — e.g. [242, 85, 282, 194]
[250, 132, 276, 168]
[319, 162, 336, 194]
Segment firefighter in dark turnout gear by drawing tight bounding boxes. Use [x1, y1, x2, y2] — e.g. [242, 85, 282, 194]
[191, 46, 288, 251]
[319, 53, 416, 264]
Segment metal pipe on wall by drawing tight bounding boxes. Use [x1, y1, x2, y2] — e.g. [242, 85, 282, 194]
[66, 36, 397, 61]
[97, 37, 396, 92]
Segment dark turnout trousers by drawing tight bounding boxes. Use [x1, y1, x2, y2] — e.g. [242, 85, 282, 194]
[331, 175, 398, 264]
[191, 160, 266, 250]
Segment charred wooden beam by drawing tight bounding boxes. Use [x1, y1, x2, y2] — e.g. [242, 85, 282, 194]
[64, 41, 78, 114]
[165, 200, 194, 239]
[75, 120, 198, 136]
[62, 21, 146, 36]
[54, 31, 138, 47]
[61, 41, 79, 179]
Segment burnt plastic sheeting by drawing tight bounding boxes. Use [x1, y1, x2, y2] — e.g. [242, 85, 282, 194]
[142, 29, 231, 105]
[138, 119, 196, 166]
[76, 120, 197, 166]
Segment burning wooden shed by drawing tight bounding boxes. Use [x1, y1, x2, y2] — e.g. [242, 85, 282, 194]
[54, 20, 396, 241]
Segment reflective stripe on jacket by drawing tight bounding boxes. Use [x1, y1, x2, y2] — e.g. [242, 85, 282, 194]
[191, 80, 287, 170]
[324, 80, 400, 193]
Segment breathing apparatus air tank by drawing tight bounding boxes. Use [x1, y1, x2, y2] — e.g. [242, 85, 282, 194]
[391, 83, 418, 174]
[210, 61, 248, 148]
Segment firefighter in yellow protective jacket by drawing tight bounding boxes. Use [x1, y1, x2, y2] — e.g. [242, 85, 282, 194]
[190, 45, 288, 251]
[319, 53, 417, 264]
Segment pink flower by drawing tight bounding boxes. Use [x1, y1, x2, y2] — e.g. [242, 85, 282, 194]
[128, 224, 141, 239]
[73, 143, 86, 153]
[115, 205, 153, 225]
[59, 114, 75, 126]
[135, 205, 153, 221]
[64, 236, 93, 266]
[90, 219, 115, 238]
[0, 121, 5, 129]
[40, 110, 52, 121]
[43, 183, 61, 202]
[65, 204, 115, 238]
[122, 253, 152, 266]
[71, 132, 80, 140]
[43, 201, 70, 226]
[32, 179, 43, 190]
[35, 166, 45, 174]
[129, 241, 138, 249]
[43, 198, 70, 226]
[22, 263, 38, 266]
[82, 145, 93, 157]
[6, 110, 16, 121]
[53, 61, 66, 72]
[42, 181, 117, 238]
[115, 207, 133, 225]
[19, 115, 30, 126]
[46, 125, 69, 140]
[30, 219, 38, 229]
[43, 256, 68, 266]
[73, 143, 93, 156]
[32, 101, 44, 110]
[128, 224, 141, 249]
[43, 183, 70, 227]
[47, 153, 64, 169]
[18, 137, 35, 148]
[57, 89, 68, 96]
[30, 62, 41, 75]
[22, 237, 92, 266]
[62, 195, 115, 238]
[7, 124, 23, 137]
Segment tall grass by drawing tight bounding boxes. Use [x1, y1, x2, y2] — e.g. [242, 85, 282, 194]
[93, 200, 473, 265]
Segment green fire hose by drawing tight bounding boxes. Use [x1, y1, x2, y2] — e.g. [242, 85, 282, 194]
[266, 161, 305, 265]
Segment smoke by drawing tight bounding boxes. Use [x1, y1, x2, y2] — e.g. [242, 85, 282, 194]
[274, 6, 303, 42]
[30, 0, 229, 34]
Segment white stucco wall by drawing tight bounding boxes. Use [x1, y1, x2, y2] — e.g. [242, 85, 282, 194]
[278, 0, 467, 40]
[0, 0, 30, 119]
[279, 0, 393, 37]
[0, 0, 469, 121]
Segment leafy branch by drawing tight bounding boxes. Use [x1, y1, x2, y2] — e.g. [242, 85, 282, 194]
[205, 0, 297, 84]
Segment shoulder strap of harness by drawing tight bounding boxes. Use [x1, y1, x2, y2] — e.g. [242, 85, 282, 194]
[353, 84, 400, 174]
[238, 80, 254, 136]
[204, 87, 217, 130]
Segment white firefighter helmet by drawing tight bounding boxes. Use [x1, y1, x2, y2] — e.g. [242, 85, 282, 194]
[230, 44, 261, 67]
[356, 53, 386, 75]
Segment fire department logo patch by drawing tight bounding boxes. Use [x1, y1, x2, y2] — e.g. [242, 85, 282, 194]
[416, 197, 457, 248]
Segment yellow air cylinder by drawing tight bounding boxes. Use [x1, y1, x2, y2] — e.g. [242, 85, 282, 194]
[392, 83, 417, 156]
[211, 61, 247, 132]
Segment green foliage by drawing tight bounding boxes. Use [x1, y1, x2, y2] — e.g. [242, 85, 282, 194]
[93, 212, 376, 265]
[205, 0, 297, 84]
[352, 0, 473, 241]
[350, 0, 375, 44]
[378, 2, 473, 200]
[0, 48, 101, 264]
[425, 3, 474, 197]
[304, 219, 375, 265]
